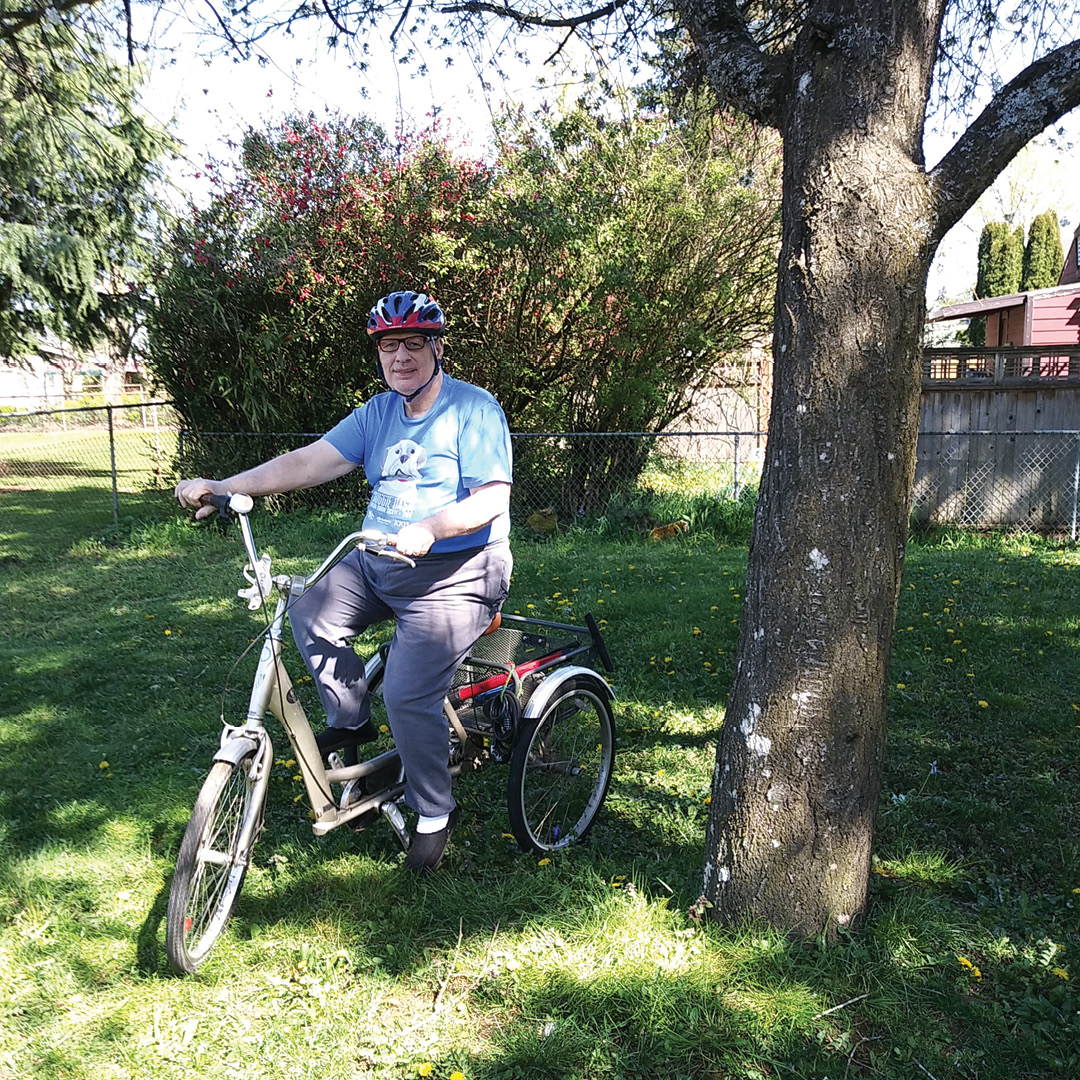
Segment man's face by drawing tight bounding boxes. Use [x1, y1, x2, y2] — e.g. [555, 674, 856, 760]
[376, 332, 442, 397]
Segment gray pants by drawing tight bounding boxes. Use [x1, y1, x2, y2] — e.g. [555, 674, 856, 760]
[288, 540, 512, 818]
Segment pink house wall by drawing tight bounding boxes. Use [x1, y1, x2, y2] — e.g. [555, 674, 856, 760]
[1030, 294, 1080, 346]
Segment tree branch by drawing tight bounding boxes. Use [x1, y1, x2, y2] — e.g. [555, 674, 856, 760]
[930, 36, 1080, 246]
[0, 0, 100, 41]
[202, 0, 247, 57]
[390, 0, 413, 42]
[320, 0, 354, 37]
[670, 0, 788, 127]
[437, 0, 630, 31]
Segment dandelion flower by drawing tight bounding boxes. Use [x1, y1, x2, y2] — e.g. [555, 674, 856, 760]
[978, 700, 989, 708]
[1052, 967, 1069, 980]
[418, 1065, 434, 1078]
[451, 1073, 466, 1080]
[538, 858, 551, 866]
[98, 761, 109, 770]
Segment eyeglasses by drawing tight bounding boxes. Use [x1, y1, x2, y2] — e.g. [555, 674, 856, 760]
[376, 336, 430, 354]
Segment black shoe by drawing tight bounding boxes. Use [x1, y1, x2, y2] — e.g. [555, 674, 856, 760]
[404, 807, 460, 874]
[315, 721, 378, 754]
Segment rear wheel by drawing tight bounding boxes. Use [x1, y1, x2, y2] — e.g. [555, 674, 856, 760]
[507, 674, 615, 853]
[166, 748, 267, 974]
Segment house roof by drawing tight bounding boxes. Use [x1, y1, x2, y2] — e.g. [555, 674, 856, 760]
[928, 281, 1080, 322]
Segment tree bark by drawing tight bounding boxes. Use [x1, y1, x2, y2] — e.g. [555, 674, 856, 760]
[695, 0, 944, 938]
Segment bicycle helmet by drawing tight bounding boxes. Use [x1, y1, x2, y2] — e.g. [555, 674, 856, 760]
[366, 291, 446, 338]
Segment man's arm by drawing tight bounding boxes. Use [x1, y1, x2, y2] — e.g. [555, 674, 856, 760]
[394, 481, 511, 557]
[175, 439, 357, 519]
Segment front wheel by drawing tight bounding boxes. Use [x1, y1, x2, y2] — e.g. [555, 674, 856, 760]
[507, 674, 615, 853]
[166, 748, 267, 974]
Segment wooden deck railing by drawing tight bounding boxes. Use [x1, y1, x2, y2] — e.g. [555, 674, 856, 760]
[922, 346, 1080, 386]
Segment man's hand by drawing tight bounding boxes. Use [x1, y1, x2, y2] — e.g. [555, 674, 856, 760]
[394, 522, 436, 558]
[175, 478, 227, 520]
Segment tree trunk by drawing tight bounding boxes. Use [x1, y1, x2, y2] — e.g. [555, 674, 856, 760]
[702, 3, 940, 938]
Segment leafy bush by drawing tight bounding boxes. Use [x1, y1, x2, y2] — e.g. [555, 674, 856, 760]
[149, 103, 780, 512]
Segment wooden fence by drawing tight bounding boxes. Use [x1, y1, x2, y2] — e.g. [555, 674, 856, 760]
[915, 347, 1080, 533]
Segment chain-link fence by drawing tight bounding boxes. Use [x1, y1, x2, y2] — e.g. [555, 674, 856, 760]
[1, 410, 765, 558]
[175, 428, 767, 528]
[0, 401, 179, 558]
[8, 404, 1079, 560]
[914, 430, 1080, 536]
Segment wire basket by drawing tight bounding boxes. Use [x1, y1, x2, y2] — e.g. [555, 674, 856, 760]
[450, 621, 588, 723]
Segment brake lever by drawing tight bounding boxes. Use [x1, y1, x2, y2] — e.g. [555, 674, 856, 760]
[375, 547, 416, 569]
[237, 551, 274, 609]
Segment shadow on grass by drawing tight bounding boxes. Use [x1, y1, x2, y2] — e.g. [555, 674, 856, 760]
[0, 482, 175, 558]
[3, 537, 1080, 1078]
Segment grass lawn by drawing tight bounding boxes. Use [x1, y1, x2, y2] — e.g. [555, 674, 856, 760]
[0, 510, 1078, 1080]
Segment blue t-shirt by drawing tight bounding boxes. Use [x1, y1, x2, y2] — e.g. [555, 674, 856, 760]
[323, 375, 513, 553]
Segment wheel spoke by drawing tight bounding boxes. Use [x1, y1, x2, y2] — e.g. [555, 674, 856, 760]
[167, 750, 265, 973]
[508, 677, 614, 853]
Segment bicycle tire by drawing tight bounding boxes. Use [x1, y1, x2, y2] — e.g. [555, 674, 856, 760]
[507, 673, 616, 853]
[166, 751, 266, 974]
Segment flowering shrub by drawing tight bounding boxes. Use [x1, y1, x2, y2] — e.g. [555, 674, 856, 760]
[150, 102, 779, 512]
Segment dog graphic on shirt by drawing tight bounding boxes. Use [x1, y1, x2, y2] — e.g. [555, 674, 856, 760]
[381, 439, 427, 486]
[370, 438, 427, 526]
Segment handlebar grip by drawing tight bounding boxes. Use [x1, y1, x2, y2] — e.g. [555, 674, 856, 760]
[204, 493, 254, 516]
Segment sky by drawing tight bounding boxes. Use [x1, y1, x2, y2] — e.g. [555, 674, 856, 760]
[135, 12, 579, 198]
[134, 8, 1080, 309]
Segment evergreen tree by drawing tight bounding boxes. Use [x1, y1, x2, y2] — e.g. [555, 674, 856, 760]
[969, 221, 1023, 345]
[0, 4, 173, 360]
[1021, 209, 1064, 290]
[976, 221, 1023, 298]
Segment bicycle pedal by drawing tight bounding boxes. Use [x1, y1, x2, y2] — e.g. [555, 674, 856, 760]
[340, 777, 366, 807]
[380, 800, 411, 851]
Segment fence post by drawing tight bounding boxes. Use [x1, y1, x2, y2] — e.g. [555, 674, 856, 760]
[108, 405, 119, 527]
[1072, 435, 1080, 542]
[733, 432, 741, 498]
[152, 402, 163, 487]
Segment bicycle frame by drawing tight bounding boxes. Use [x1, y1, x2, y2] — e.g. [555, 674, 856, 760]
[214, 499, 417, 836]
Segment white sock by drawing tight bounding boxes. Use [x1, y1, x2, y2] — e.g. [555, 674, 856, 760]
[416, 814, 449, 834]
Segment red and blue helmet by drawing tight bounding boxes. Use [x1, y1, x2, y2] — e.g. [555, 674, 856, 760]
[367, 291, 446, 338]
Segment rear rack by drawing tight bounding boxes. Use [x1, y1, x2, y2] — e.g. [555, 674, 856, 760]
[449, 612, 611, 720]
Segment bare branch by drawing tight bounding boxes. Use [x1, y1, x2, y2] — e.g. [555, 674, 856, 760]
[390, 0, 413, 42]
[930, 36, 1080, 245]
[320, 0, 354, 37]
[123, 0, 133, 64]
[202, 0, 247, 57]
[545, 25, 575, 64]
[438, 0, 631, 31]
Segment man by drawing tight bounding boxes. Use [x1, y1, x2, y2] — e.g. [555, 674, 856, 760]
[175, 290, 513, 872]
